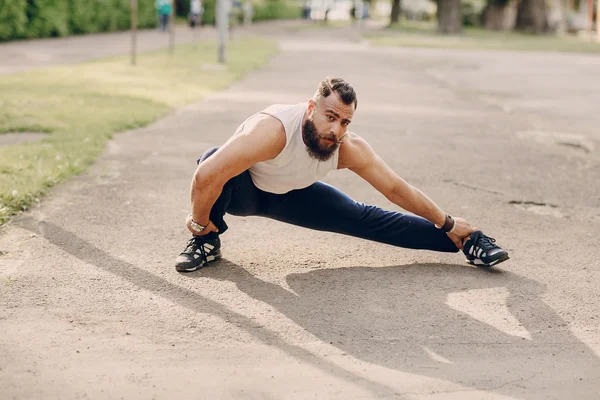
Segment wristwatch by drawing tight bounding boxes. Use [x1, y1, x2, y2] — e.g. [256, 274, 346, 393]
[435, 214, 456, 233]
[189, 217, 206, 233]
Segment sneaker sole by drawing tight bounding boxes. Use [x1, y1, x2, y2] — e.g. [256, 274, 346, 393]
[467, 253, 510, 268]
[175, 250, 222, 273]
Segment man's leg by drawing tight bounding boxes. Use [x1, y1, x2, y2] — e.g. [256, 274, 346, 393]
[265, 181, 459, 253]
[176, 146, 264, 272]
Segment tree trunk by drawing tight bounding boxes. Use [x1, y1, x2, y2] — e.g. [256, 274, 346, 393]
[483, 0, 517, 30]
[390, 0, 401, 24]
[515, 0, 548, 33]
[437, 0, 462, 34]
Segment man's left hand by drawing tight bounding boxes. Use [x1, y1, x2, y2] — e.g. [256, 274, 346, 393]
[446, 216, 476, 250]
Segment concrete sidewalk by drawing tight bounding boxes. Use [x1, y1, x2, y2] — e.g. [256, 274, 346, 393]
[0, 26, 208, 75]
[1, 24, 600, 399]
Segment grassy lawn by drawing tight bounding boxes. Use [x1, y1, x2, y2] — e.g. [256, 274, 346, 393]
[0, 38, 278, 226]
[365, 20, 600, 53]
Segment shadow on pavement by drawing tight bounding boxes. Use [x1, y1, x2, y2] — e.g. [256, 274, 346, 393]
[18, 218, 402, 398]
[19, 217, 600, 399]
[197, 260, 600, 399]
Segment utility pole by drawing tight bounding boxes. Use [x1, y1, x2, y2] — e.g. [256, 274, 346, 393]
[130, 0, 137, 65]
[217, 0, 227, 63]
[169, 0, 175, 54]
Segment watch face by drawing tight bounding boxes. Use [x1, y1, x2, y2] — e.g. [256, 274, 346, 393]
[192, 222, 204, 232]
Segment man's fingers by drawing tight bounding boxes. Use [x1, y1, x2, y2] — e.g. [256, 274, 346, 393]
[449, 234, 463, 250]
[208, 222, 219, 233]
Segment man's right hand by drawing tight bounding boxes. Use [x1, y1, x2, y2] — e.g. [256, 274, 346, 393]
[186, 214, 219, 236]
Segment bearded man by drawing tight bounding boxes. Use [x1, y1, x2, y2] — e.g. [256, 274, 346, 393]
[175, 77, 509, 272]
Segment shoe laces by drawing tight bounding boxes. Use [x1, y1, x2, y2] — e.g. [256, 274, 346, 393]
[183, 237, 207, 259]
[471, 231, 499, 251]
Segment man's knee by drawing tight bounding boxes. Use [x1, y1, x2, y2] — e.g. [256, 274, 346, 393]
[197, 146, 220, 165]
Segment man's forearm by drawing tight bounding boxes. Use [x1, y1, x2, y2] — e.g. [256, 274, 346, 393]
[390, 185, 446, 227]
[190, 176, 223, 225]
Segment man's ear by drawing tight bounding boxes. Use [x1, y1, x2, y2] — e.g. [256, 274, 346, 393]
[307, 99, 316, 116]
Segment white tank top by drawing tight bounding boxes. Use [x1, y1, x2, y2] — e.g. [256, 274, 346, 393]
[236, 103, 339, 194]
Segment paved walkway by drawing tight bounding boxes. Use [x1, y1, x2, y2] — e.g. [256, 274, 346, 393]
[1, 22, 600, 399]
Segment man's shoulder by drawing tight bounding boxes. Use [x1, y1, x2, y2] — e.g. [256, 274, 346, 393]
[337, 132, 375, 170]
[240, 112, 286, 152]
[341, 132, 371, 153]
[246, 111, 285, 132]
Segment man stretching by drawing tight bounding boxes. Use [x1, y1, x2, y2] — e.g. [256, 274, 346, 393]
[175, 77, 509, 272]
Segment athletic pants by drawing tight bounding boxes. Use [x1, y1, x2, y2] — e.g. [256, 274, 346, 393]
[198, 147, 458, 253]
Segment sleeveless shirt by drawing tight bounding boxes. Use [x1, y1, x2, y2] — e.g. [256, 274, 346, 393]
[235, 103, 339, 194]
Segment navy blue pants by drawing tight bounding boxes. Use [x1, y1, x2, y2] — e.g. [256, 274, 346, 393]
[198, 147, 458, 253]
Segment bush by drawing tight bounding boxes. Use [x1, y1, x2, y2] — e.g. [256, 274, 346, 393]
[0, 0, 297, 41]
[0, 0, 28, 40]
[0, 0, 157, 41]
[69, 0, 99, 34]
[253, 0, 301, 22]
[26, 0, 71, 38]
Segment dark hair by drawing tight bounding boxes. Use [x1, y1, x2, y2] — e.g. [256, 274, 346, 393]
[314, 77, 358, 110]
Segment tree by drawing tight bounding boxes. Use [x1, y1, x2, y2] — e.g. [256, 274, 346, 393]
[437, 0, 462, 33]
[515, 0, 548, 33]
[482, 0, 514, 30]
[390, 0, 401, 24]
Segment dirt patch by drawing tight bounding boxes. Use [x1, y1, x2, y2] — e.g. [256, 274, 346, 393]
[0, 132, 47, 146]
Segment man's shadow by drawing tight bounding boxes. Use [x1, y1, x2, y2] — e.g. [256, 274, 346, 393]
[196, 259, 600, 399]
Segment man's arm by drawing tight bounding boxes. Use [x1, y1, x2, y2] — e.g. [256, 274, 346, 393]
[188, 114, 286, 235]
[338, 133, 474, 247]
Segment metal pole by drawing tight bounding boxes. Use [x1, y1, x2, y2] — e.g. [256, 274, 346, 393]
[130, 0, 137, 65]
[217, 0, 227, 63]
[169, 0, 175, 54]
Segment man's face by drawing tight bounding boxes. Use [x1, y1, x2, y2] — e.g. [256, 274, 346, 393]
[302, 94, 354, 161]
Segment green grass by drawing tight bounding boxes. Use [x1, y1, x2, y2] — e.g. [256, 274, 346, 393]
[0, 38, 278, 226]
[365, 21, 600, 53]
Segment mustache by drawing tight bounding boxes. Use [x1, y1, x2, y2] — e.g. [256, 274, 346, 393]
[319, 132, 347, 144]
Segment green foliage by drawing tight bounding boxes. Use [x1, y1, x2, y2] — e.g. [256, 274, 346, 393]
[0, 0, 28, 40]
[0, 0, 300, 41]
[138, 0, 159, 28]
[0, 0, 158, 41]
[69, 0, 98, 34]
[253, 0, 301, 22]
[26, 0, 71, 38]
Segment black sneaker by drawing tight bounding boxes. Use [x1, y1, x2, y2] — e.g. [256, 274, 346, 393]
[463, 230, 509, 267]
[175, 236, 222, 272]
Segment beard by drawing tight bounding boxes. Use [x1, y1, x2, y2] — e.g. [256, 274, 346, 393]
[302, 118, 340, 162]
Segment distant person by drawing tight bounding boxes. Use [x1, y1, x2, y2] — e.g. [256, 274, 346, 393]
[303, 1, 312, 20]
[155, 0, 173, 32]
[189, 0, 203, 28]
[174, 77, 510, 272]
